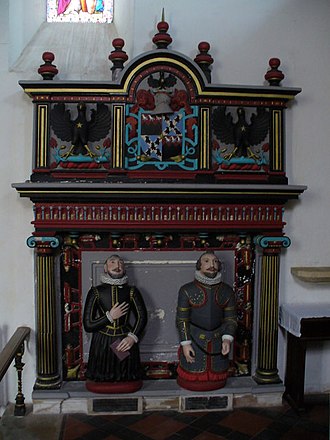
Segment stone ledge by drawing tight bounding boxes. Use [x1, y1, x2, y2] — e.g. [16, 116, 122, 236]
[32, 378, 285, 414]
[291, 267, 330, 283]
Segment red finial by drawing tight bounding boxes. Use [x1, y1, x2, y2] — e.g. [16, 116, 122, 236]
[194, 42, 214, 83]
[152, 9, 172, 49]
[37, 52, 58, 80]
[109, 38, 129, 80]
[264, 58, 285, 86]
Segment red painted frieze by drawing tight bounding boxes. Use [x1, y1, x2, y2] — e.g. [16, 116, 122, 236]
[33, 202, 284, 231]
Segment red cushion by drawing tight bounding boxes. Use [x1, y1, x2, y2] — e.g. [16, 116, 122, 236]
[86, 380, 143, 394]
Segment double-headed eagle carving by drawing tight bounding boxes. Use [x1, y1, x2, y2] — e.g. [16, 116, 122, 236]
[50, 102, 111, 158]
[212, 107, 270, 160]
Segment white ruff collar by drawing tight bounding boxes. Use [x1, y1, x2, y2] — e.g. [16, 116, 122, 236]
[100, 274, 128, 286]
[195, 270, 222, 286]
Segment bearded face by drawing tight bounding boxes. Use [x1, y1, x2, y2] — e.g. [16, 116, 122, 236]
[104, 256, 125, 279]
[199, 253, 220, 278]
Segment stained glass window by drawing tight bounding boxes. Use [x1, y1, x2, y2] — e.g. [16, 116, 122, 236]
[47, 0, 113, 23]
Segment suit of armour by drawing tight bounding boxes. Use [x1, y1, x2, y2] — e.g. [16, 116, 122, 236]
[176, 278, 237, 384]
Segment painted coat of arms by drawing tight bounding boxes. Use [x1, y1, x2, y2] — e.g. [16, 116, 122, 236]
[125, 72, 198, 171]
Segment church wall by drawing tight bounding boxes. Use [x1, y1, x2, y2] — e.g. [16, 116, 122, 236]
[0, 43, 36, 419]
[8, 0, 44, 68]
[0, 0, 329, 410]
[114, 0, 135, 57]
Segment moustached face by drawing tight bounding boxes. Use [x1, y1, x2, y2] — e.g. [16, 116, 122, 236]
[199, 253, 220, 279]
[104, 256, 125, 279]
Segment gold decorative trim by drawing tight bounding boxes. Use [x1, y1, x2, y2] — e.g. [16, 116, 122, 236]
[112, 104, 124, 168]
[16, 190, 304, 197]
[23, 58, 297, 100]
[36, 105, 48, 168]
[36, 255, 58, 377]
[24, 87, 298, 101]
[258, 254, 279, 370]
[200, 107, 210, 169]
[272, 110, 282, 171]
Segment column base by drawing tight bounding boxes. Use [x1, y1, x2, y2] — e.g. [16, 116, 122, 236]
[253, 369, 282, 385]
[34, 375, 62, 390]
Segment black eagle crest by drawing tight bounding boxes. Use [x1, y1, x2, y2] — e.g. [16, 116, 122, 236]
[50, 102, 111, 158]
[147, 71, 177, 90]
[212, 106, 270, 159]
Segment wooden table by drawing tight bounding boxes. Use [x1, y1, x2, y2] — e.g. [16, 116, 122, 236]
[279, 303, 330, 411]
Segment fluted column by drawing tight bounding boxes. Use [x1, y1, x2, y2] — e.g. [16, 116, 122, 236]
[27, 236, 61, 389]
[253, 235, 291, 384]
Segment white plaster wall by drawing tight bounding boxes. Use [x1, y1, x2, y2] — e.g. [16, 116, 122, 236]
[8, 0, 44, 67]
[114, 0, 135, 57]
[0, 0, 37, 413]
[0, 0, 329, 408]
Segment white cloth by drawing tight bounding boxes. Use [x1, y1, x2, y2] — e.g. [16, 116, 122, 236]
[279, 303, 330, 337]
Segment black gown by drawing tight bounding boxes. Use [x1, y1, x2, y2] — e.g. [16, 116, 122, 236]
[83, 282, 147, 382]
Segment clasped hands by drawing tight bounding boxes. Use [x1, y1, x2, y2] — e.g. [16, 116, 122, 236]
[183, 339, 231, 363]
[109, 301, 135, 352]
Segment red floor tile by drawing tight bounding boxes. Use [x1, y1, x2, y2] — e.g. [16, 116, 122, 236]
[56, 399, 329, 440]
[194, 433, 226, 440]
[306, 404, 329, 426]
[280, 426, 329, 440]
[130, 413, 187, 439]
[218, 409, 273, 436]
[103, 435, 123, 440]
[61, 417, 95, 440]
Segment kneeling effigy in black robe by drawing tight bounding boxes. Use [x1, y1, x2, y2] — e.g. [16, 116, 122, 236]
[83, 277, 147, 382]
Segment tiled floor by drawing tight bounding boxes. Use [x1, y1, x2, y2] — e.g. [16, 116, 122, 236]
[0, 396, 328, 440]
[59, 398, 329, 440]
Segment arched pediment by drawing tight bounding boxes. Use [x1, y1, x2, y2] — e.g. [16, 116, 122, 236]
[116, 49, 209, 101]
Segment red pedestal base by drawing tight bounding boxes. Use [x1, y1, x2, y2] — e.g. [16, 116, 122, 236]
[177, 376, 227, 391]
[85, 380, 143, 394]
